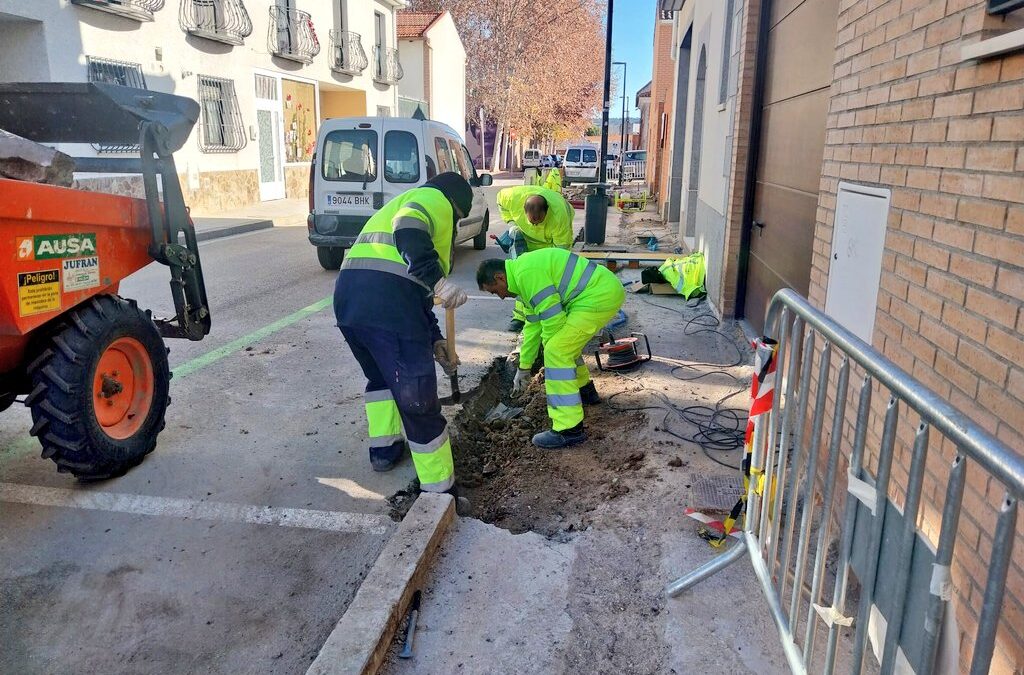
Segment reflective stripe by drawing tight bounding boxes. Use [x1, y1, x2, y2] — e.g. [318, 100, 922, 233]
[355, 231, 396, 246]
[530, 285, 558, 306]
[566, 262, 597, 303]
[420, 475, 455, 493]
[393, 215, 431, 233]
[364, 389, 394, 403]
[341, 257, 431, 290]
[409, 428, 450, 454]
[369, 434, 404, 447]
[556, 253, 581, 296]
[536, 303, 564, 320]
[545, 367, 578, 381]
[547, 392, 582, 407]
[525, 314, 540, 322]
[404, 201, 433, 227]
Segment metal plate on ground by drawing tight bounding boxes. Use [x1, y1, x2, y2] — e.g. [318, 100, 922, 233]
[687, 473, 743, 512]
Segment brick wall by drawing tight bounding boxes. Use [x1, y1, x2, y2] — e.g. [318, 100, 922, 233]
[646, 14, 676, 201]
[812, 0, 1024, 670]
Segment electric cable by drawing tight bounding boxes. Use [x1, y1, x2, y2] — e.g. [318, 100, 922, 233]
[606, 296, 751, 469]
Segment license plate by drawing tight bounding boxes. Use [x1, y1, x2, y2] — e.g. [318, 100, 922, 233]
[326, 193, 371, 207]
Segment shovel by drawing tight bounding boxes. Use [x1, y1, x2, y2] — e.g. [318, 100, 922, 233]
[436, 301, 461, 405]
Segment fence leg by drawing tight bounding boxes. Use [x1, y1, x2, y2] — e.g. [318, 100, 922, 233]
[665, 537, 748, 597]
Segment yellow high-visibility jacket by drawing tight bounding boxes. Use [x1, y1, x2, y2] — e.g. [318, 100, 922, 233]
[497, 185, 574, 252]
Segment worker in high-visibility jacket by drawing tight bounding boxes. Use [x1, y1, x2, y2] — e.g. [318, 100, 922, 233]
[334, 172, 472, 494]
[496, 185, 575, 332]
[543, 166, 562, 191]
[476, 249, 625, 448]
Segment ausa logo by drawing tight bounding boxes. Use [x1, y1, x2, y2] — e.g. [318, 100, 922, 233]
[16, 234, 97, 261]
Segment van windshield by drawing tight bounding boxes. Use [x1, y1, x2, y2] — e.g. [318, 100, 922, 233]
[322, 129, 378, 182]
[582, 149, 597, 163]
[565, 149, 581, 162]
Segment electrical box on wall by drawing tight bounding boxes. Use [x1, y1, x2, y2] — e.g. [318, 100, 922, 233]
[824, 182, 892, 344]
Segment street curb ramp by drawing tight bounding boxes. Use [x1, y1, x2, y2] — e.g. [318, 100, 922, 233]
[307, 493, 456, 675]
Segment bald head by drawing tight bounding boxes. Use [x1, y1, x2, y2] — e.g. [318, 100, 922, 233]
[524, 194, 549, 225]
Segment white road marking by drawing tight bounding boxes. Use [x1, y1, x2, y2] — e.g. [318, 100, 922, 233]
[0, 483, 390, 535]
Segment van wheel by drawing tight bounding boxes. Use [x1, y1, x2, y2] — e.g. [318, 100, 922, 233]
[317, 246, 345, 271]
[473, 211, 489, 250]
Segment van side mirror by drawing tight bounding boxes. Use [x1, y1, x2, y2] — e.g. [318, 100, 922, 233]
[477, 173, 493, 187]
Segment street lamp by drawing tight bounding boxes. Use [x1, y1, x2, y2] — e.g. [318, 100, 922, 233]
[613, 61, 626, 186]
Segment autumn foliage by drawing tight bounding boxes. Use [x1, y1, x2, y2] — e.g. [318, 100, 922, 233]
[410, 0, 605, 170]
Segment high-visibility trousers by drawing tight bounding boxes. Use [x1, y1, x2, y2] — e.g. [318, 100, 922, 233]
[340, 324, 455, 492]
[542, 301, 624, 431]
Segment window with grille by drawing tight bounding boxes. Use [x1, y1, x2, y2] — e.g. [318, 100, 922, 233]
[87, 56, 147, 153]
[198, 75, 247, 153]
[987, 0, 1024, 13]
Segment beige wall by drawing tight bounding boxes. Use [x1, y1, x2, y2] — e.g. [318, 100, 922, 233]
[320, 90, 368, 120]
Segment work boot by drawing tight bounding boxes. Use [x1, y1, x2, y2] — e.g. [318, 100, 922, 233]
[369, 442, 404, 472]
[532, 424, 587, 449]
[579, 382, 601, 405]
[507, 319, 525, 333]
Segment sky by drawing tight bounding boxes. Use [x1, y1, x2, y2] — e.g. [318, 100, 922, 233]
[609, 0, 657, 118]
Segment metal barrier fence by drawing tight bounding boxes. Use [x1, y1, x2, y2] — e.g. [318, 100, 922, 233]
[667, 288, 1023, 674]
[607, 160, 647, 182]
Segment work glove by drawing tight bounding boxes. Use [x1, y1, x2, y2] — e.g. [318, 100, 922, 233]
[433, 340, 460, 376]
[433, 277, 468, 309]
[512, 368, 531, 396]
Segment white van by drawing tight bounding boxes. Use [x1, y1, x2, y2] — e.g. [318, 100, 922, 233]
[308, 117, 493, 270]
[522, 148, 541, 169]
[562, 143, 599, 185]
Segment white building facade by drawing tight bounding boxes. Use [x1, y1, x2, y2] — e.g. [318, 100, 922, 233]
[395, 11, 466, 137]
[0, 0, 409, 211]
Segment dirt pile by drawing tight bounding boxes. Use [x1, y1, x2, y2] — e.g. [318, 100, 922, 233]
[450, 358, 649, 539]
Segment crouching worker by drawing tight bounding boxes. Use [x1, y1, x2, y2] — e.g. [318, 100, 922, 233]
[476, 249, 625, 449]
[334, 172, 472, 496]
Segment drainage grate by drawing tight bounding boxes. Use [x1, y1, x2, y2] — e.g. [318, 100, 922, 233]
[687, 473, 743, 512]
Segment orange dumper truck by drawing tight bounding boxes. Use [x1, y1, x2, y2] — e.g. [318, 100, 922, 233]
[0, 82, 210, 479]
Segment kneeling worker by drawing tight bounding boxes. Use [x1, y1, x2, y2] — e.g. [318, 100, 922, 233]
[334, 172, 471, 495]
[476, 248, 625, 449]
[496, 185, 575, 332]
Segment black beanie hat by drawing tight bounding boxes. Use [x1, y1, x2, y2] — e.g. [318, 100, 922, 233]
[424, 171, 474, 220]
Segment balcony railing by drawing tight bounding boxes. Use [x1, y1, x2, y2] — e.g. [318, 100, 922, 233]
[70, 0, 165, 22]
[179, 0, 252, 46]
[372, 46, 403, 85]
[330, 30, 369, 75]
[268, 5, 320, 64]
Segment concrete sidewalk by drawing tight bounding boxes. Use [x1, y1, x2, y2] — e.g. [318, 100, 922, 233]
[188, 197, 307, 242]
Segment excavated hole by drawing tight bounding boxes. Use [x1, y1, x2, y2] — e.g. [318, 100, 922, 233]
[447, 357, 648, 540]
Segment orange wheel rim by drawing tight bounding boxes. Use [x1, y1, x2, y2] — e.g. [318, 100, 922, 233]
[93, 337, 154, 440]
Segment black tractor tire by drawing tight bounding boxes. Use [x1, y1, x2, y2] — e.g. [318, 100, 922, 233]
[0, 390, 15, 414]
[473, 211, 490, 250]
[26, 295, 170, 480]
[317, 246, 345, 271]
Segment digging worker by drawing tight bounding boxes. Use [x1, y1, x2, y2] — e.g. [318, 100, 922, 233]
[476, 248, 625, 449]
[496, 184, 575, 332]
[334, 172, 472, 496]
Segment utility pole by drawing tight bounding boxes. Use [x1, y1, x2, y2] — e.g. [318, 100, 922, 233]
[613, 61, 626, 186]
[584, 0, 613, 244]
[479, 107, 486, 171]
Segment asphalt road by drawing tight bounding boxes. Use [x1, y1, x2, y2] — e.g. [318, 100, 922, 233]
[0, 182, 520, 673]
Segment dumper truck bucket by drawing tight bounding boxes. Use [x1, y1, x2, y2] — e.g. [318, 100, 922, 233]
[0, 82, 210, 342]
[0, 81, 198, 152]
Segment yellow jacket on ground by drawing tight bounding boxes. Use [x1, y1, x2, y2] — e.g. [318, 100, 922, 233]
[497, 185, 575, 252]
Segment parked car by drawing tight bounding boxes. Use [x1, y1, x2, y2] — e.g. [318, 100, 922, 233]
[562, 143, 600, 185]
[540, 154, 561, 168]
[308, 117, 493, 270]
[522, 148, 541, 169]
[622, 149, 647, 163]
